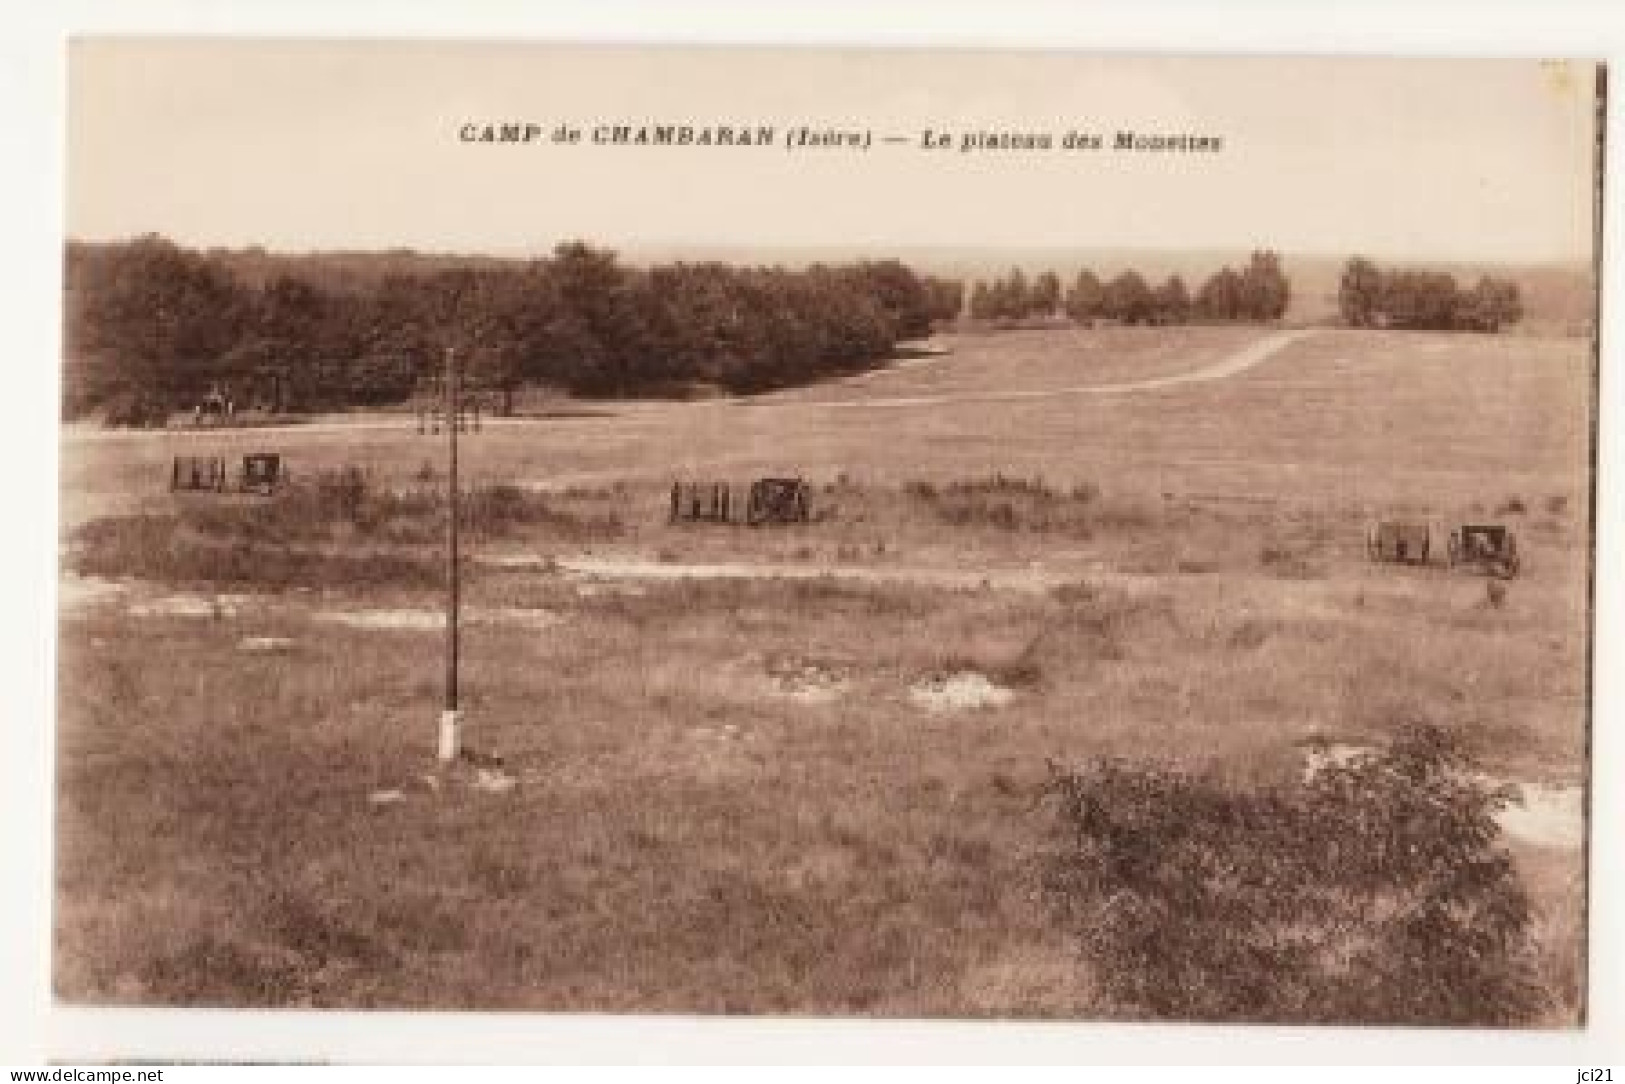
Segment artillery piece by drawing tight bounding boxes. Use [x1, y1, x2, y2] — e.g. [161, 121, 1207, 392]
[1447, 524, 1521, 579]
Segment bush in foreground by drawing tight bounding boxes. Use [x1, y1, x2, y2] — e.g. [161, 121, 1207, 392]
[1041, 725, 1546, 1025]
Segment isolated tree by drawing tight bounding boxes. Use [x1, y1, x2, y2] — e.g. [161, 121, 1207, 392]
[1009, 268, 1032, 318]
[1153, 274, 1192, 325]
[1031, 271, 1063, 317]
[1196, 266, 1244, 321]
[969, 281, 996, 321]
[1239, 250, 1290, 320]
[1338, 257, 1383, 328]
[1104, 270, 1155, 325]
[1064, 269, 1105, 325]
[992, 267, 1031, 321]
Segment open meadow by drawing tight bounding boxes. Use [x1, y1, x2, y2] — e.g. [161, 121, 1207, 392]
[56, 324, 1594, 1021]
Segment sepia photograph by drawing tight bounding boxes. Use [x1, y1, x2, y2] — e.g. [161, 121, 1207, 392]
[53, 38, 1601, 1037]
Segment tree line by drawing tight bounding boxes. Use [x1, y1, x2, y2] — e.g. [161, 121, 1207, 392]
[1338, 257, 1523, 332]
[64, 235, 964, 422]
[968, 251, 1291, 326]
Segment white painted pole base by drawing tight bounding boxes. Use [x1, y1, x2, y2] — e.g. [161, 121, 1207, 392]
[437, 709, 463, 764]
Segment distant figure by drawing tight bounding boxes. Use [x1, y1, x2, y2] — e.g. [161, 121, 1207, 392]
[195, 388, 231, 426]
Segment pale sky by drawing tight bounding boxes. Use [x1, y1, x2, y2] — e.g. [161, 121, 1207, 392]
[67, 41, 1600, 262]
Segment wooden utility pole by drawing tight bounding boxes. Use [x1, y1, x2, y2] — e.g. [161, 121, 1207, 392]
[437, 345, 463, 763]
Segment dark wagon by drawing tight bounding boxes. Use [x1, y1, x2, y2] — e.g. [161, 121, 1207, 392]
[1366, 521, 1433, 565]
[1448, 524, 1521, 579]
[169, 452, 286, 495]
[240, 453, 287, 495]
[746, 477, 811, 525]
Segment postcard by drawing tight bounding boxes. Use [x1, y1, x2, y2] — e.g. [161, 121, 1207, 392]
[54, 39, 1602, 1048]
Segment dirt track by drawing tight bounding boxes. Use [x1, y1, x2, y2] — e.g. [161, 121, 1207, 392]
[486, 553, 1112, 593]
[741, 329, 1315, 409]
[61, 329, 1316, 445]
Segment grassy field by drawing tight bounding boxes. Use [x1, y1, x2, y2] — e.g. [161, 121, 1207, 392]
[56, 325, 1594, 1020]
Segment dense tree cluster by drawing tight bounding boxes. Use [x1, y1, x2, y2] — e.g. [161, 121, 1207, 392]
[63, 235, 963, 421]
[1190, 251, 1290, 322]
[970, 251, 1288, 327]
[1338, 257, 1523, 332]
[968, 269, 1041, 322]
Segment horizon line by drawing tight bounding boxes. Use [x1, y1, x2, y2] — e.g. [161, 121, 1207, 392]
[61, 233, 1595, 270]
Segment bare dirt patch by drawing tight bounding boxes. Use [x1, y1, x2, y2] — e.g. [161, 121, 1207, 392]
[909, 671, 1015, 712]
[127, 593, 247, 619]
[315, 609, 443, 632]
[472, 606, 566, 631]
[548, 553, 1136, 595]
[1497, 784, 1583, 849]
[762, 656, 853, 705]
[313, 606, 564, 632]
[238, 635, 297, 653]
[59, 574, 129, 615]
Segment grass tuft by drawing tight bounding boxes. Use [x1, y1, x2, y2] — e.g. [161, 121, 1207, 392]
[68, 514, 440, 588]
[179, 469, 623, 546]
[906, 475, 1153, 538]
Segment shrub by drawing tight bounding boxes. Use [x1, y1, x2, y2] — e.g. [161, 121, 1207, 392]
[560, 482, 625, 500]
[1259, 541, 1320, 579]
[1496, 496, 1528, 516]
[987, 656, 1045, 688]
[1041, 725, 1543, 1025]
[1070, 481, 1102, 503]
[458, 483, 539, 533]
[904, 480, 938, 501]
[1226, 618, 1272, 649]
[1020, 582, 1177, 670]
[905, 475, 1145, 538]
